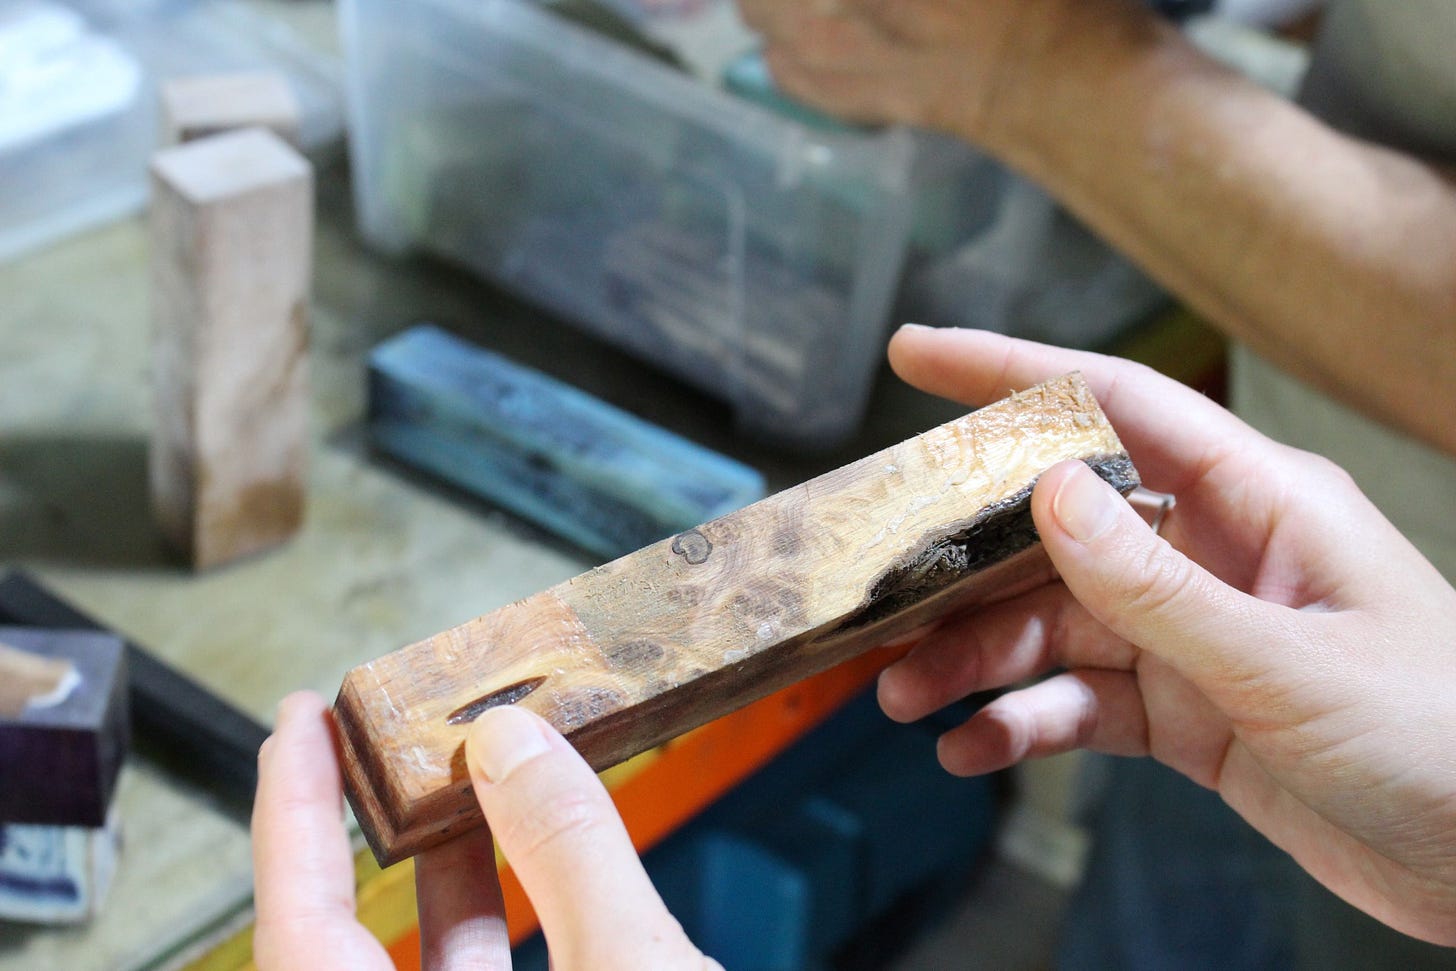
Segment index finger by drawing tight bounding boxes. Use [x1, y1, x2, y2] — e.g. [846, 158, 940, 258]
[252, 691, 391, 970]
[465, 707, 711, 969]
[888, 324, 1258, 494]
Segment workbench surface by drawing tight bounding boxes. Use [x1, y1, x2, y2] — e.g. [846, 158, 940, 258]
[0, 154, 985, 968]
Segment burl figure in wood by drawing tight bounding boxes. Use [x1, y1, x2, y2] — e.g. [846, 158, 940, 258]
[336, 374, 1139, 866]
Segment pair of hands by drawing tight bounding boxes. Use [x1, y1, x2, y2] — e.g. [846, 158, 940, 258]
[252, 326, 1456, 967]
[252, 692, 717, 970]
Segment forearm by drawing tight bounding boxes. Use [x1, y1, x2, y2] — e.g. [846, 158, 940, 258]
[972, 0, 1456, 454]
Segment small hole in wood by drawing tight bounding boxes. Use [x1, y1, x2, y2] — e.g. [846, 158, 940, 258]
[446, 676, 548, 725]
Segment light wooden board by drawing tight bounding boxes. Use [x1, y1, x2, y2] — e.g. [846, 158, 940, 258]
[160, 72, 302, 146]
[149, 127, 313, 569]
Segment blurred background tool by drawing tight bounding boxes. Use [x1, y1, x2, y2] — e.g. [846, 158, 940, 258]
[0, 572, 268, 817]
[0, 624, 126, 924]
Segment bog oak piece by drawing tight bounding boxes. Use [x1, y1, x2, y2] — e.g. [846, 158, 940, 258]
[0, 626, 127, 924]
[149, 127, 313, 569]
[369, 324, 766, 560]
[336, 374, 1138, 865]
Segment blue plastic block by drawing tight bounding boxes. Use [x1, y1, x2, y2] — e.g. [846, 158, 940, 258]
[755, 796, 865, 955]
[694, 689, 887, 834]
[647, 830, 813, 971]
[820, 726, 997, 917]
[368, 324, 766, 560]
[510, 932, 547, 971]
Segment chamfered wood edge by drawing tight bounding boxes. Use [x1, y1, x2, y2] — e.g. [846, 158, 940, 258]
[334, 680, 403, 865]
[337, 661, 486, 866]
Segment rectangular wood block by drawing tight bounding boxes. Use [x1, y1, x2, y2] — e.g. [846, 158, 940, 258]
[337, 374, 1139, 865]
[159, 71, 302, 146]
[149, 127, 313, 569]
[0, 626, 128, 828]
[369, 323, 767, 560]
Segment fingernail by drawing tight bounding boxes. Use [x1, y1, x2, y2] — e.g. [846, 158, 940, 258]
[275, 690, 316, 723]
[1053, 463, 1120, 543]
[898, 322, 932, 333]
[468, 706, 551, 784]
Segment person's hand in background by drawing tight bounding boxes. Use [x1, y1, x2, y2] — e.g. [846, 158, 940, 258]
[252, 693, 716, 970]
[736, 0, 1024, 137]
[737, 0, 1456, 454]
[735, 0, 1156, 146]
[877, 324, 1456, 945]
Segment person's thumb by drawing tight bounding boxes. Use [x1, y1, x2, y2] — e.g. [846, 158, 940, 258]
[464, 706, 708, 970]
[1032, 459, 1282, 692]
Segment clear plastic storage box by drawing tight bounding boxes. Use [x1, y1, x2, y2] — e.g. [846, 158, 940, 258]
[339, 0, 970, 447]
[0, 0, 341, 263]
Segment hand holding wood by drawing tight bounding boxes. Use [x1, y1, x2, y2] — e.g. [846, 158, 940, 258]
[253, 693, 713, 970]
[877, 325, 1456, 947]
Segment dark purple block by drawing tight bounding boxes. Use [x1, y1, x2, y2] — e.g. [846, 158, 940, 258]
[0, 626, 128, 827]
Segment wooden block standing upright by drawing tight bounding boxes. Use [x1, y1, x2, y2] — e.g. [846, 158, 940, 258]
[149, 127, 313, 569]
[159, 72, 302, 146]
[336, 373, 1140, 866]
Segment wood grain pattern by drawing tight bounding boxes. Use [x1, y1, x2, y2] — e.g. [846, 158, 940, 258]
[149, 127, 313, 569]
[336, 374, 1138, 865]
